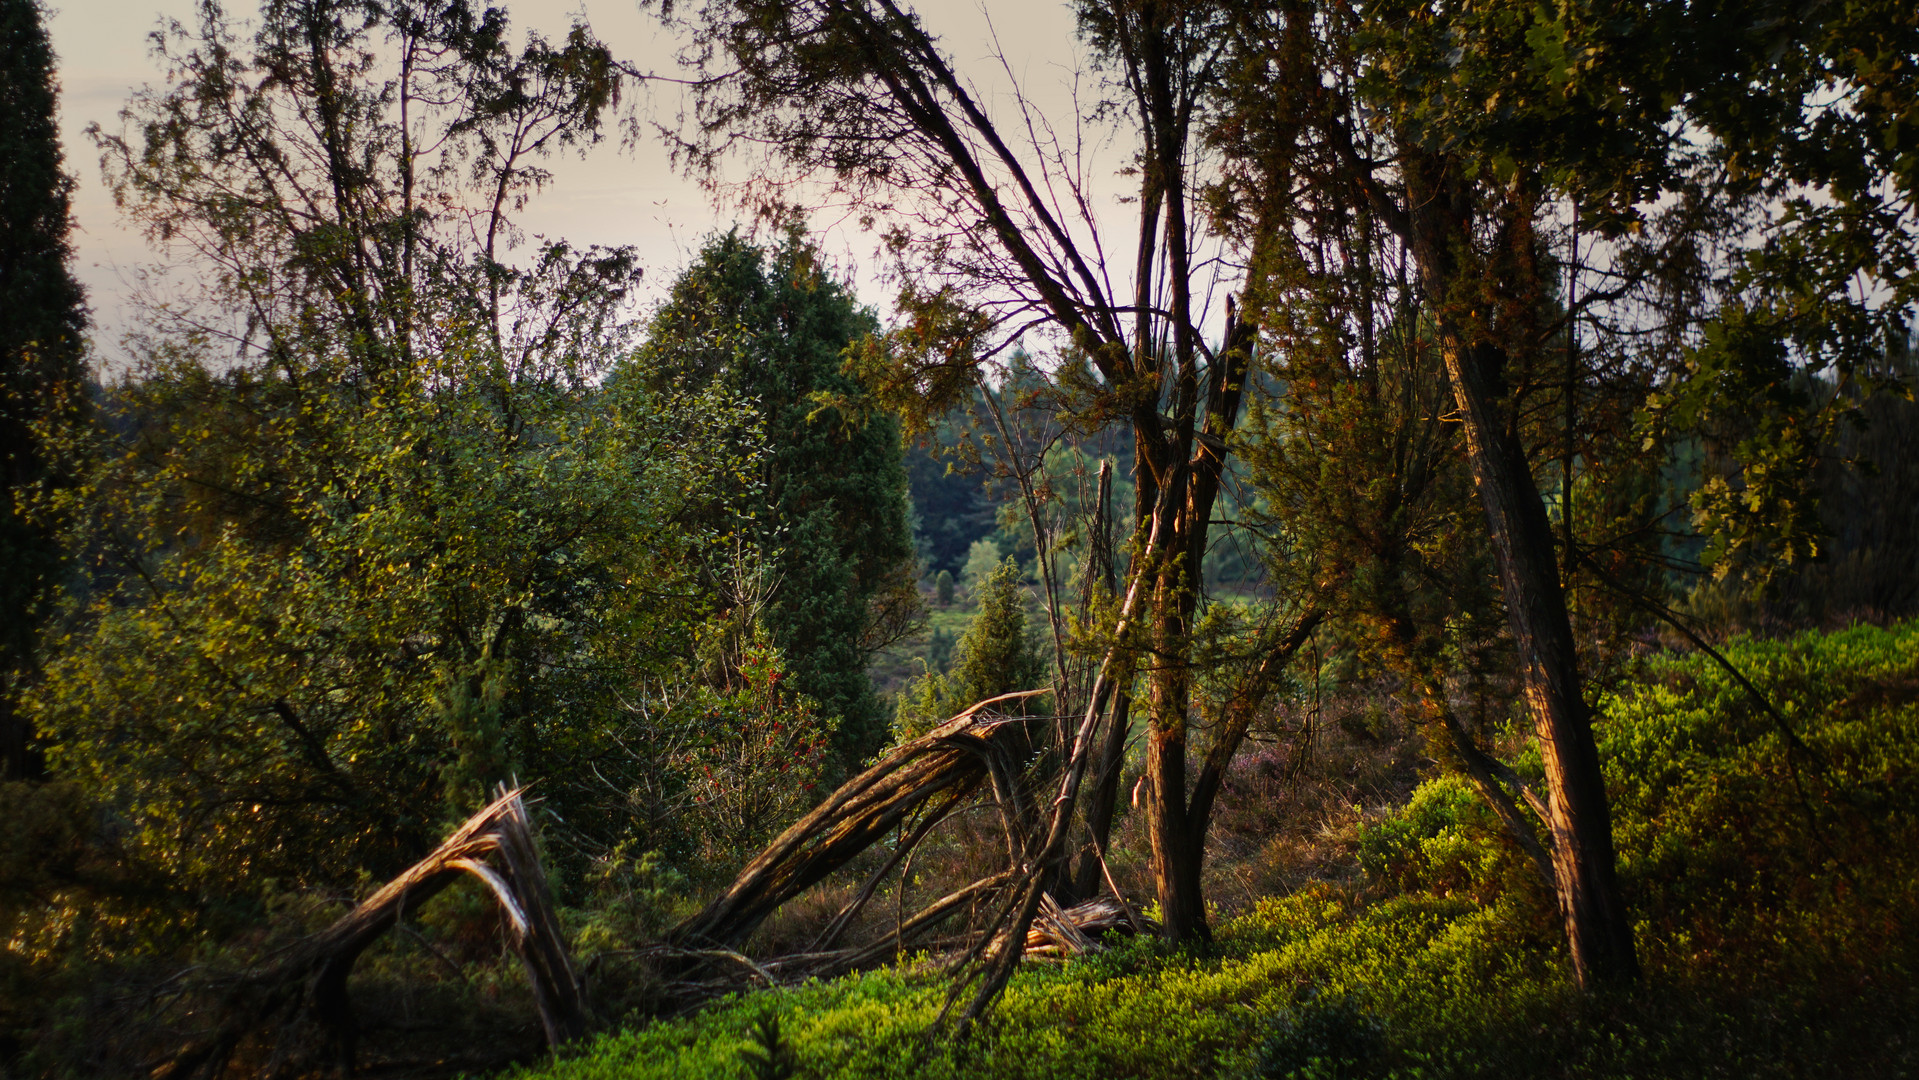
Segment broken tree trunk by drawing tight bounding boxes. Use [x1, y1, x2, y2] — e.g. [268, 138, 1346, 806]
[667, 691, 1049, 960]
[155, 787, 584, 1080]
[1022, 896, 1157, 957]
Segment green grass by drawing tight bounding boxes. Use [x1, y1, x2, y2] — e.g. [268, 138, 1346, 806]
[509, 621, 1919, 1080]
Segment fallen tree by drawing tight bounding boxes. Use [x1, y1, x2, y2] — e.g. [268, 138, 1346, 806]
[155, 649, 1282, 1070]
[654, 691, 1056, 985]
[152, 787, 584, 1080]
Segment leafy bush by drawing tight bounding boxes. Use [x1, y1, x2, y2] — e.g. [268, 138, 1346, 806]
[1597, 621, 1919, 983]
[1354, 777, 1514, 902]
[28, 357, 754, 897]
[1251, 991, 1384, 1079]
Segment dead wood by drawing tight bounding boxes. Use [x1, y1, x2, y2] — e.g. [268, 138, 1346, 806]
[666, 690, 1048, 958]
[656, 564, 1156, 1031]
[609, 683, 1161, 1021]
[151, 787, 583, 1080]
[1022, 897, 1159, 957]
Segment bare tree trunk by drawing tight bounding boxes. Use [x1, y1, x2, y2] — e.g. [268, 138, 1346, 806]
[1438, 335, 1639, 986]
[1070, 688, 1132, 901]
[1067, 461, 1133, 903]
[1392, 156, 1637, 986]
[1144, 569, 1208, 943]
[1315, 95, 1639, 987]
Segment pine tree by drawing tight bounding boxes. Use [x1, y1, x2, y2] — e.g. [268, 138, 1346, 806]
[0, 0, 87, 780]
[893, 558, 1045, 741]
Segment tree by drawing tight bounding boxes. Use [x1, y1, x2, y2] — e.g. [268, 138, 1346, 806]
[31, 328, 765, 892]
[1212, 0, 1919, 987]
[894, 557, 1046, 740]
[655, 0, 1323, 950]
[27, 0, 827, 899]
[0, 0, 87, 781]
[625, 230, 920, 765]
[1207, 0, 1673, 987]
[904, 420, 997, 579]
[92, 0, 627, 380]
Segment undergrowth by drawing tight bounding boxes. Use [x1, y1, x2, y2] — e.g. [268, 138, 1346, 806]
[503, 621, 1919, 1080]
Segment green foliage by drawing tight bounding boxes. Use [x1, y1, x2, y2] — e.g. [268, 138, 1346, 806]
[1354, 778, 1523, 904]
[1252, 992, 1385, 1080]
[27, 349, 752, 894]
[893, 558, 1046, 740]
[571, 845, 690, 959]
[1597, 621, 1919, 976]
[1662, 0, 1919, 582]
[674, 627, 839, 865]
[902, 425, 997, 578]
[934, 570, 954, 607]
[511, 621, 1919, 1080]
[18, 0, 846, 929]
[738, 1010, 798, 1080]
[959, 539, 1002, 596]
[625, 230, 919, 766]
[0, 0, 88, 778]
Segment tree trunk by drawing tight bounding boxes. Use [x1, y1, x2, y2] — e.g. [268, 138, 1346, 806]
[1144, 563, 1209, 944]
[1132, 294, 1266, 946]
[1070, 687, 1132, 901]
[0, 697, 39, 781]
[1439, 336, 1639, 986]
[155, 788, 585, 1080]
[1387, 149, 1637, 988]
[1070, 461, 1133, 903]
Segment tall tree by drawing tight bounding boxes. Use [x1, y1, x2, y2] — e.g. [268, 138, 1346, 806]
[1216, 0, 1919, 987]
[1215, 0, 1671, 988]
[92, 0, 626, 380]
[654, 0, 1325, 944]
[29, 0, 800, 896]
[0, 0, 87, 782]
[626, 230, 920, 764]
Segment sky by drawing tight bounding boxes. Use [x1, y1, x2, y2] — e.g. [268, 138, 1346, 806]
[43, 0, 1099, 365]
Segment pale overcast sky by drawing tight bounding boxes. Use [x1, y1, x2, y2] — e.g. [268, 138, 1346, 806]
[43, 0, 1100, 364]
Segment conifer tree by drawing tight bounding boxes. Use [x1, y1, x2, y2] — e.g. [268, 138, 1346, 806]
[893, 558, 1045, 741]
[630, 231, 920, 765]
[0, 0, 87, 781]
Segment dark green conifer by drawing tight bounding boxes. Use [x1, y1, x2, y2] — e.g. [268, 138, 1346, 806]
[893, 558, 1045, 740]
[632, 230, 918, 765]
[0, 0, 87, 780]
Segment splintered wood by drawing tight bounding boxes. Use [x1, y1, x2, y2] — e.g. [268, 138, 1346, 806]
[158, 693, 1151, 1073]
[655, 691, 1153, 998]
[152, 787, 584, 1080]
[1023, 896, 1156, 958]
[667, 692, 1049, 961]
